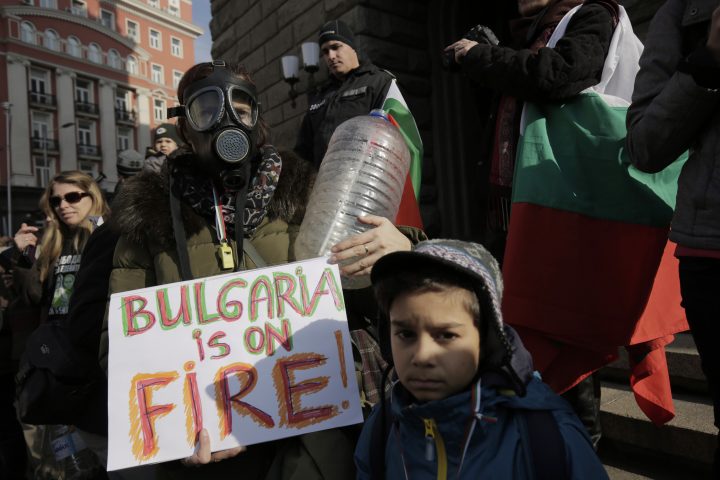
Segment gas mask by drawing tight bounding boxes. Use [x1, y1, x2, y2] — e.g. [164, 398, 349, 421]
[168, 61, 259, 190]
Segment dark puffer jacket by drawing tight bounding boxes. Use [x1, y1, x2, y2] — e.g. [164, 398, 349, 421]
[627, 0, 720, 249]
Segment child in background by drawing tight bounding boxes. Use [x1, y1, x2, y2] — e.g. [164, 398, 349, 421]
[144, 123, 181, 173]
[356, 239, 607, 479]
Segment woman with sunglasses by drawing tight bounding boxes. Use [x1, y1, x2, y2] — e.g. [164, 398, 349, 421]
[12, 170, 108, 324]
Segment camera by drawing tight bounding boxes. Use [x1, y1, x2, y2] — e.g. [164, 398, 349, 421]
[443, 25, 500, 71]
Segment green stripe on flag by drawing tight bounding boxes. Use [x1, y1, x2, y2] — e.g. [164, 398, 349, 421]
[382, 80, 423, 199]
[513, 92, 686, 227]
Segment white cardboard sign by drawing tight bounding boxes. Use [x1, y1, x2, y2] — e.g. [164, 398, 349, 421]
[107, 258, 363, 471]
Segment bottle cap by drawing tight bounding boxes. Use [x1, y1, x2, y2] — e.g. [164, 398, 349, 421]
[369, 109, 389, 122]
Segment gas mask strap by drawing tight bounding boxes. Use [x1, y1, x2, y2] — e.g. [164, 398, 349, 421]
[233, 182, 247, 271]
[168, 167, 194, 281]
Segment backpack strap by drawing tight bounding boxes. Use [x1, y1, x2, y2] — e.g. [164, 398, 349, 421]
[521, 410, 569, 480]
[168, 168, 193, 281]
[368, 366, 394, 480]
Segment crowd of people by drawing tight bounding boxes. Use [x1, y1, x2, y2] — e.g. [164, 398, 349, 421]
[0, 0, 719, 478]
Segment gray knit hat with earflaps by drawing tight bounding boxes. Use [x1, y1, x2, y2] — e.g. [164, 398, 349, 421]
[372, 239, 526, 393]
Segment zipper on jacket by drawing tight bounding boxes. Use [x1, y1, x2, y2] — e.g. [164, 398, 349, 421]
[422, 418, 447, 480]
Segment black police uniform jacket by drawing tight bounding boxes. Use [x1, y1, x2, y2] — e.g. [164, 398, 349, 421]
[294, 58, 394, 169]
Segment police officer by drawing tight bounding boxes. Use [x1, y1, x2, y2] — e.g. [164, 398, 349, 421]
[294, 20, 402, 169]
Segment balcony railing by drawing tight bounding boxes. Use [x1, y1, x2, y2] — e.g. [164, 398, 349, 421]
[75, 101, 99, 115]
[77, 144, 101, 157]
[31, 137, 59, 151]
[70, 5, 88, 17]
[115, 108, 136, 123]
[29, 91, 56, 108]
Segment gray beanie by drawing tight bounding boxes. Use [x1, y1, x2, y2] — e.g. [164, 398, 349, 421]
[117, 149, 144, 177]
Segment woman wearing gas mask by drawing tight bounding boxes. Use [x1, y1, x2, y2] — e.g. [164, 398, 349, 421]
[100, 61, 417, 478]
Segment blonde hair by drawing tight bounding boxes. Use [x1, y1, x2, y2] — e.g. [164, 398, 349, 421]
[37, 171, 109, 282]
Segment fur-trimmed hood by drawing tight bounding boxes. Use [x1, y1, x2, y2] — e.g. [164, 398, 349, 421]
[110, 147, 316, 250]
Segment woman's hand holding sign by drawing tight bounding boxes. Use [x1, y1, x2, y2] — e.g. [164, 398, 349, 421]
[182, 429, 246, 466]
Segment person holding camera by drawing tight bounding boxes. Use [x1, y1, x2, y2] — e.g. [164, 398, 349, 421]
[444, 0, 620, 448]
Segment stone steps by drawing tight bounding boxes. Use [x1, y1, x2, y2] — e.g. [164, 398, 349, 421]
[597, 333, 716, 479]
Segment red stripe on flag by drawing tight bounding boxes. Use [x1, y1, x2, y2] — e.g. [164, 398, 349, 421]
[395, 172, 423, 229]
[503, 204, 670, 343]
[503, 203, 687, 424]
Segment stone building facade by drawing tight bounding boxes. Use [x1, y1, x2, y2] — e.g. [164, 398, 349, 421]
[209, 0, 665, 240]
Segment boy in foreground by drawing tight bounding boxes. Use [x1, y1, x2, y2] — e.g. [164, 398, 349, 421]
[355, 239, 607, 478]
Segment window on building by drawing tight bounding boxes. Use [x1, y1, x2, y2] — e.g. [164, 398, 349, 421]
[100, 9, 115, 30]
[170, 37, 182, 57]
[39, 0, 57, 7]
[172, 70, 183, 89]
[31, 112, 52, 143]
[117, 127, 133, 151]
[108, 49, 121, 69]
[77, 121, 94, 146]
[71, 0, 87, 17]
[30, 69, 48, 94]
[35, 156, 55, 188]
[44, 29, 59, 51]
[168, 0, 180, 16]
[78, 161, 98, 177]
[75, 79, 92, 105]
[88, 43, 102, 64]
[20, 21, 36, 45]
[154, 98, 165, 122]
[126, 19, 140, 42]
[126, 55, 138, 75]
[67, 36, 82, 57]
[151, 64, 163, 84]
[29, 68, 50, 106]
[149, 29, 161, 50]
[149, 0, 159, 8]
[115, 90, 130, 112]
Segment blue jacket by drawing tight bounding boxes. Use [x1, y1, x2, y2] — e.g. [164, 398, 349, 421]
[355, 374, 607, 479]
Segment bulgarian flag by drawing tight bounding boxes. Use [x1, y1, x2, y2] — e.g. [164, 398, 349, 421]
[502, 5, 689, 426]
[382, 79, 424, 229]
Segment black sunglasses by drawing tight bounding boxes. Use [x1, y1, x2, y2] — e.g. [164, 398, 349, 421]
[49, 191, 90, 208]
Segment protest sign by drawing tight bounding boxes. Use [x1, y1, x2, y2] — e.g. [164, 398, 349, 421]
[106, 258, 363, 471]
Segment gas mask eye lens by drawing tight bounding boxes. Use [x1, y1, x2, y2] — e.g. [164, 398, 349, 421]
[229, 89, 258, 129]
[188, 89, 223, 131]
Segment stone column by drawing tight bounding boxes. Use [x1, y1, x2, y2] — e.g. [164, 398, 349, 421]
[136, 88, 152, 151]
[6, 54, 32, 186]
[56, 68, 77, 171]
[99, 79, 118, 186]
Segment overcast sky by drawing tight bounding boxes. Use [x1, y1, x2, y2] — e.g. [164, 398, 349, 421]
[193, 0, 213, 63]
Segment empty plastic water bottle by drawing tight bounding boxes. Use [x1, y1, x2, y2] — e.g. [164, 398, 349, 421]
[295, 109, 411, 289]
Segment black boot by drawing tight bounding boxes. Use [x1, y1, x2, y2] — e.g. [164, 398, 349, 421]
[561, 373, 602, 450]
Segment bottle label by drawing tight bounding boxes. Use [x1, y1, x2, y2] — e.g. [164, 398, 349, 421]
[51, 433, 76, 461]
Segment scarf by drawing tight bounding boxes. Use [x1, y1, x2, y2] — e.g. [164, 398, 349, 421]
[174, 145, 282, 238]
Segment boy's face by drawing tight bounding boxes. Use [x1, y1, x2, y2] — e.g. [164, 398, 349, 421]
[390, 287, 481, 402]
[155, 137, 178, 156]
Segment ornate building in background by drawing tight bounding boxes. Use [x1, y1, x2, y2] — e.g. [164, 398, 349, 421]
[0, 0, 201, 233]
